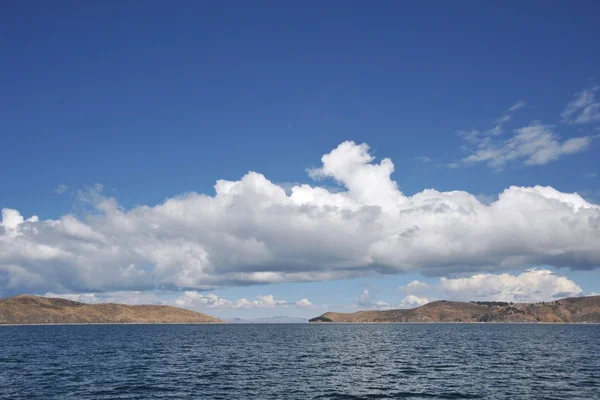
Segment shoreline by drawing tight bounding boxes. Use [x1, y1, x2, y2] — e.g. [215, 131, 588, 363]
[308, 321, 600, 325]
[0, 322, 226, 326]
[2, 321, 599, 326]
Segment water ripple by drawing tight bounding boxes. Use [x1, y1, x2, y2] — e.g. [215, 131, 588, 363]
[0, 324, 598, 399]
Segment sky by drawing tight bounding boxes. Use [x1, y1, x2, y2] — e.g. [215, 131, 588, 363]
[1, 1, 600, 319]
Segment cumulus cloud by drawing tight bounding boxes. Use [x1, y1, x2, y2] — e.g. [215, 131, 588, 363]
[404, 269, 583, 303]
[354, 289, 391, 309]
[1, 141, 600, 296]
[1, 209, 38, 237]
[296, 298, 315, 308]
[355, 290, 371, 308]
[562, 86, 600, 124]
[398, 294, 432, 308]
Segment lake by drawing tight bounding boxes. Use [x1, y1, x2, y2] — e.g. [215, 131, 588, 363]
[1, 324, 598, 399]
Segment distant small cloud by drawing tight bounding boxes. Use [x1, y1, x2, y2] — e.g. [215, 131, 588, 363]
[562, 86, 600, 124]
[354, 289, 391, 309]
[460, 100, 526, 141]
[398, 294, 431, 308]
[415, 156, 432, 163]
[54, 184, 69, 194]
[463, 123, 593, 169]
[586, 172, 597, 178]
[459, 96, 596, 170]
[296, 298, 316, 308]
[445, 163, 459, 169]
[172, 291, 314, 310]
[508, 100, 526, 112]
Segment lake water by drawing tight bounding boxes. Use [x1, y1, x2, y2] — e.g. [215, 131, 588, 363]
[1, 324, 598, 399]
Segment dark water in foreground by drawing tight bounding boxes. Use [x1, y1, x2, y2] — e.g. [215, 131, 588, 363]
[1, 324, 598, 399]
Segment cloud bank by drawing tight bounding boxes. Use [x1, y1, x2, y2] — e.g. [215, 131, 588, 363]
[399, 269, 584, 304]
[173, 292, 314, 309]
[2, 141, 600, 296]
[43, 290, 314, 311]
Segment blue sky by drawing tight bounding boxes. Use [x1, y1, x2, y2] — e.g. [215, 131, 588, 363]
[1, 2, 600, 318]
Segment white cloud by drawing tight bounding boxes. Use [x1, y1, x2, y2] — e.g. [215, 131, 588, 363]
[405, 269, 583, 303]
[354, 289, 390, 309]
[1, 141, 600, 296]
[463, 123, 592, 169]
[439, 269, 583, 302]
[415, 156, 432, 162]
[1, 209, 25, 231]
[355, 290, 371, 308]
[398, 294, 431, 308]
[397, 281, 434, 308]
[1, 209, 38, 237]
[399, 280, 430, 295]
[172, 291, 311, 310]
[296, 298, 316, 308]
[508, 100, 526, 112]
[43, 290, 315, 311]
[562, 86, 600, 124]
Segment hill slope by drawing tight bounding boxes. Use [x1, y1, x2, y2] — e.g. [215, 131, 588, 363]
[0, 295, 223, 324]
[310, 295, 600, 323]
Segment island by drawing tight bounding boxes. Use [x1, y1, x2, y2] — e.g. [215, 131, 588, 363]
[309, 295, 600, 323]
[0, 295, 223, 324]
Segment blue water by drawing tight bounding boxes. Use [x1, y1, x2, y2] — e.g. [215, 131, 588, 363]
[1, 324, 598, 399]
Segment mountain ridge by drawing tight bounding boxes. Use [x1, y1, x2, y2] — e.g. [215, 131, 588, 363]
[0, 295, 223, 324]
[309, 295, 600, 323]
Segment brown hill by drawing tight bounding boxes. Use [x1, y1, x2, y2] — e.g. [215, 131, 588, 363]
[309, 295, 600, 323]
[0, 295, 223, 324]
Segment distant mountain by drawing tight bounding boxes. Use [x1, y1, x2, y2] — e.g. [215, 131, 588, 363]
[224, 316, 308, 324]
[0, 295, 223, 324]
[310, 295, 600, 323]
